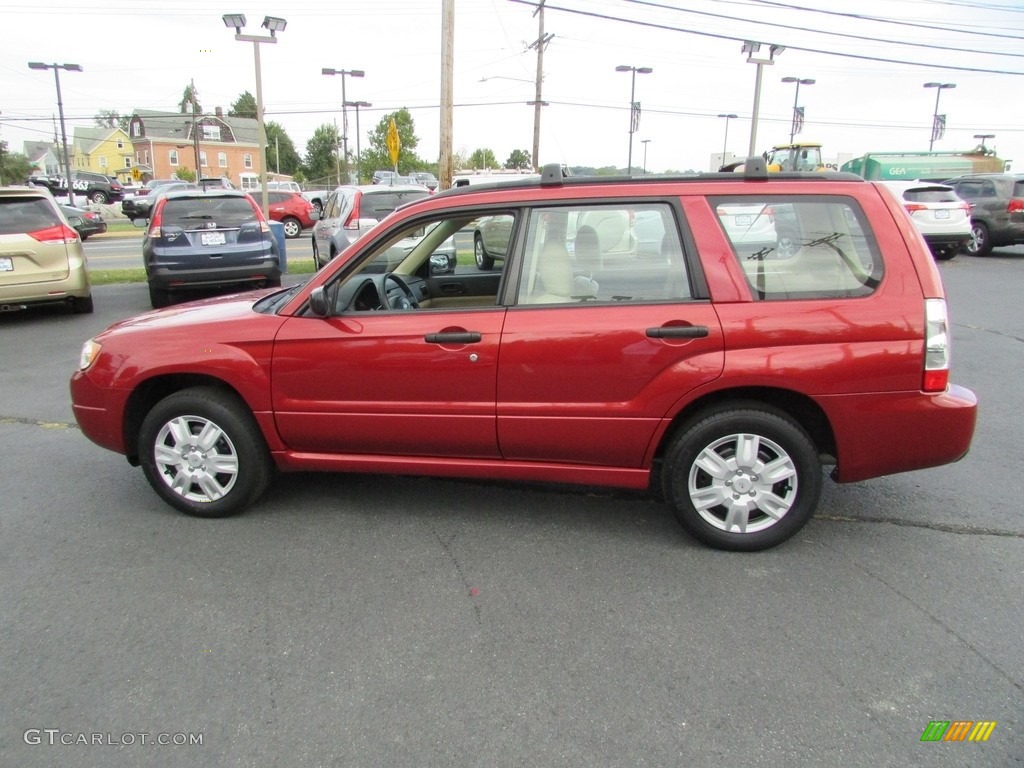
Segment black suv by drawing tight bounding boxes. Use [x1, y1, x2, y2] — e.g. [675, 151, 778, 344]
[29, 171, 124, 204]
[942, 173, 1024, 256]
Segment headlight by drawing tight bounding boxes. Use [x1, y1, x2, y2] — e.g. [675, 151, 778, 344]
[78, 339, 102, 370]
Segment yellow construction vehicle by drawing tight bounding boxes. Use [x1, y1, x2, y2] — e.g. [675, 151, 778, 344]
[763, 142, 825, 172]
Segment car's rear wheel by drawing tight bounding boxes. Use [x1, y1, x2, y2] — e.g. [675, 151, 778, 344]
[70, 294, 94, 314]
[932, 246, 957, 261]
[661, 405, 821, 551]
[281, 217, 302, 238]
[474, 234, 494, 270]
[138, 387, 273, 518]
[966, 221, 991, 256]
[148, 285, 171, 309]
[89, 191, 109, 204]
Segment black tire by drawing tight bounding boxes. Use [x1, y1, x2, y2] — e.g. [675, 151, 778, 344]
[933, 247, 957, 261]
[966, 221, 991, 256]
[474, 234, 494, 270]
[138, 387, 273, 518]
[661, 404, 822, 551]
[311, 199, 323, 217]
[71, 294, 94, 314]
[148, 284, 171, 309]
[79, 233, 89, 242]
[90, 191, 109, 204]
[281, 217, 302, 239]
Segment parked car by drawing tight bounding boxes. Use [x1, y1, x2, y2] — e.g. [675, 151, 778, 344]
[60, 204, 107, 240]
[311, 184, 431, 269]
[1, 186, 92, 313]
[410, 172, 439, 191]
[259, 181, 303, 193]
[71, 163, 977, 551]
[199, 176, 236, 190]
[372, 170, 397, 184]
[301, 189, 331, 217]
[879, 181, 971, 260]
[122, 181, 197, 222]
[941, 173, 1024, 256]
[264, 190, 316, 238]
[142, 188, 281, 308]
[29, 171, 124, 204]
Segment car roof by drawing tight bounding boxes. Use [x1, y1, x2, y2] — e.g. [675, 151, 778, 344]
[0, 185, 56, 198]
[161, 188, 250, 200]
[878, 180, 954, 192]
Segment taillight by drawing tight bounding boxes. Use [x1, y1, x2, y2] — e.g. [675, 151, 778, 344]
[29, 223, 78, 244]
[903, 203, 928, 213]
[1007, 198, 1024, 213]
[958, 202, 970, 213]
[148, 200, 164, 237]
[923, 298, 950, 392]
[344, 192, 362, 230]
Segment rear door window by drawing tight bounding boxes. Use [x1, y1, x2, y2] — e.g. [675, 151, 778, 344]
[712, 195, 884, 300]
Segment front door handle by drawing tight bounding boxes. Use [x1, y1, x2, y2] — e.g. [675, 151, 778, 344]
[646, 325, 709, 339]
[425, 331, 482, 344]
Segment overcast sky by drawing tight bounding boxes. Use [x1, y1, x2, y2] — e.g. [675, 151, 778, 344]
[2, 0, 1022, 175]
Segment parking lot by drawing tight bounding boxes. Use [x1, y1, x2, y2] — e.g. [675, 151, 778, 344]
[1, 250, 1021, 766]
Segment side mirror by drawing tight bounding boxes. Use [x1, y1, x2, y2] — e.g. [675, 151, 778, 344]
[309, 286, 331, 317]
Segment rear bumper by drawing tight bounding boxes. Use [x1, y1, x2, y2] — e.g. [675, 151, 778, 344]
[821, 384, 978, 483]
[923, 233, 970, 251]
[147, 260, 282, 291]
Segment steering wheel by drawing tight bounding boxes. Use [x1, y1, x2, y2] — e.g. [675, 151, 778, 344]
[381, 273, 420, 310]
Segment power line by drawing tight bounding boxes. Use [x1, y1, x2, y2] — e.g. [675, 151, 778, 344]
[507, 0, 1024, 75]
[622, 0, 1024, 57]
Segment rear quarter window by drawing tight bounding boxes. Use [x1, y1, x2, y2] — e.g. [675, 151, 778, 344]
[712, 195, 884, 300]
[0, 197, 61, 234]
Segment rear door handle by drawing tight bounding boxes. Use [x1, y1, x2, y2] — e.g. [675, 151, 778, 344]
[646, 325, 709, 339]
[425, 331, 482, 344]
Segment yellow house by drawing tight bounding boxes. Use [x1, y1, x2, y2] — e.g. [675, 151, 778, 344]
[71, 127, 136, 183]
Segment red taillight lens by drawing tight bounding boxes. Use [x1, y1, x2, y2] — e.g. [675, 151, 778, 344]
[29, 223, 79, 244]
[923, 298, 950, 393]
[344, 193, 362, 230]
[1007, 198, 1024, 213]
[148, 201, 164, 236]
[904, 203, 928, 213]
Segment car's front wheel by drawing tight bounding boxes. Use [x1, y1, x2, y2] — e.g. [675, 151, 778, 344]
[90, 191, 109, 204]
[138, 387, 273, 518]
[966, 221, 991, 256]
[661, 405, 821, 551]
[281, 217, 302, 238]
[474, 234, 494, 270]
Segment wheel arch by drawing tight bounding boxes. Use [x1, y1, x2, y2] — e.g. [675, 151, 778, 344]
[649, 386, 836, 490]
[122, 374, 254, 465]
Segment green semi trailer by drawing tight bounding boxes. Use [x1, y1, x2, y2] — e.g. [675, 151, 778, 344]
[840, 150, 1007, 181]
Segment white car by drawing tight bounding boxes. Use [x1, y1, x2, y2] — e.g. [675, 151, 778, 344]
[880, 180, 971, 260]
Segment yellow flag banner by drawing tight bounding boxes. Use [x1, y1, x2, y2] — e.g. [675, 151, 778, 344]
[386, 118, 401, 169]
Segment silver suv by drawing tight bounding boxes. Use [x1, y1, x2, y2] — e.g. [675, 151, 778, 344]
[311, 184, 430, 268]
[942, 173, 1024, 256]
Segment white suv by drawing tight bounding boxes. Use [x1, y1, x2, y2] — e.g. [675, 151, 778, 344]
[880, 181, 971, 260]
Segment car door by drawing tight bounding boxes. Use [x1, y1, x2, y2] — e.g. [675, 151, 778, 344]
[496, 202, 725, 468]
[272, 208, 506, 460]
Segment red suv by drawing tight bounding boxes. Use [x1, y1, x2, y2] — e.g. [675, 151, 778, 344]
[70, 162, 977, 551]
[265, 190, 316, 238]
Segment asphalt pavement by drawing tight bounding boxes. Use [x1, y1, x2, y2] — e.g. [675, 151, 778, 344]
[0, 250, 1021, 767]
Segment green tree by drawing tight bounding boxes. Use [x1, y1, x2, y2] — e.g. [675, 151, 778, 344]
[265, 122, 301, 176]
[303, 123, 342, 186]
[505, 149, 531, 170]
[179, 83, 201, 115]
[229, 91, 257, 119]
[359, 109, 422, 180]
[0, 143, 34, 185]
[174, 166, 196, 182]
[94, 109, 130, 132]
[468, 148, 498, 170]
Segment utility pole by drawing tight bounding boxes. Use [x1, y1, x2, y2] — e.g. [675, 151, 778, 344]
[190, 78, 202, 180]
[527, 1, 552, 172]
[438, 0, 454, 189]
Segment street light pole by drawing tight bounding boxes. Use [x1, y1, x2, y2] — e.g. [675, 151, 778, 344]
[742, 42, 784, 159]
[345, 100, 372, 183]
[924, 82, 956, 151]
[615, 65, 653, 174]
[781, 76, 815, 150]
[718, 113, 738, 170]
[323, 68, 365, 183]
[641, 139, 651, 174]
[223, 13, 286, 218]
[28, 62, 82, 206]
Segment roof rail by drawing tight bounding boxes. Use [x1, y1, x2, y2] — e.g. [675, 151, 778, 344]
[540, 163, 565, 186]
[743, 156, 768, 180]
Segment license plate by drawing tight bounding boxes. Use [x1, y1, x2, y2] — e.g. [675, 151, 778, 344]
[734, 215, 752, 227]
[934, 209, 950, 219]
[0, 257, 12, 272]
[201, 232, 226, 246]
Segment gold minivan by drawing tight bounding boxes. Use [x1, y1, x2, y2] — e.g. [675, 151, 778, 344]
[0, 186, 92, 313]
